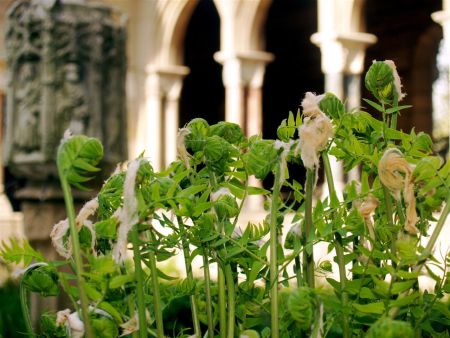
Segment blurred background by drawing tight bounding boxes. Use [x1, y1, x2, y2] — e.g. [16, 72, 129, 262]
[0, 0, 448, 336]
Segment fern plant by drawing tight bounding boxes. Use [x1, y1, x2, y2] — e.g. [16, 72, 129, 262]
[1, 61, 449, 338]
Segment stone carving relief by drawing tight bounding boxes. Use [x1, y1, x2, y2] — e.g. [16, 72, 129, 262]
[4, 0, 128, 180]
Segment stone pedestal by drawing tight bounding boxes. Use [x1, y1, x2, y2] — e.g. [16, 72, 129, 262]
[3, 0, 128, 322]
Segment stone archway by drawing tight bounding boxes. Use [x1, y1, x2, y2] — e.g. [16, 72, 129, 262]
[179, 0, 224, 127]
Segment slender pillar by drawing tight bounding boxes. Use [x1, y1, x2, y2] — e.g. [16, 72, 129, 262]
[311, 32, 376, 195]
[214, 51, 273, 137]
[145, 65, 189, 170]
[215, 51, 273, 211]
[432, 1, 450, 158]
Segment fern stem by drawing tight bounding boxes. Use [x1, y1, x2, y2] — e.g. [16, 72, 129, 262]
[224, 265, 236, 338]
[147, 231, 165, 338]
[270, 162, 282, 338]
[19, 279, 34, 337]
[218, 268, 227, 338]
[382, 185, 396, 255]
[322, 153, 349, 338]
[58, 176, 93, 338]
[176, 216, 202, 337]
[423, 195, 450, 259]
[303, 168, 315, 288]
[202, 248, 215, 338]
[130, 225, 148, 338]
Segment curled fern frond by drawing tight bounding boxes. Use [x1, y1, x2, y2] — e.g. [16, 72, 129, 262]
[57, 134, 104, 190]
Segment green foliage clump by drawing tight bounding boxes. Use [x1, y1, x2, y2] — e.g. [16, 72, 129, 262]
[365, 317, 414, 338]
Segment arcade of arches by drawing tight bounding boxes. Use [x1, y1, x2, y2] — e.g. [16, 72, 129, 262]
[0, 0, 449, 176]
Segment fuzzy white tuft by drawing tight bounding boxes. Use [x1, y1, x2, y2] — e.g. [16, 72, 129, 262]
[112, 159, 142, 263]
[177, 128, 192, 168]
[67, 311, 85, 338]
[50, 219, 72, 258]
[354, 194, 379, 244]
[301, 92, 325, 117]
[297, 111, 333, 170]
[274, 140, 294, 184]
[378, 148, 418, 235]
[384, 60, 406, 101]
[75, 197, 99, 230]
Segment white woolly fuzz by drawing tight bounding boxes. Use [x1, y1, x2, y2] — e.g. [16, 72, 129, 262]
[63, 129, 73, 140]
[378, 148, 418, 235]
[301, 92, 325, 117]
[384, 60, 406, 101]
[75, 197, 99, 230]
[50, 197, 99, 258]
[354, 194, 379, 242]
[50, 219, 72, 258]
[177, 128, 192, 168]
[298, 111, 333, 170]
[210, 187, 232, 201]
[274, 140, 294, 184]
[112, 159, 142, 263]
[67, 311, 85, 338]
[12, 262, 48, 280]
[120, 314, 138, 336]
[378, 148, 410, 201]
[56, 309, 71, 326]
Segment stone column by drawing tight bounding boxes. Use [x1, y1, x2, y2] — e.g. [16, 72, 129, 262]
[0, 30, 24, 285]
[146, 65, 189, 170]
[4, 0, 128, 321]
[311, 32, 376, 193]
[214, 51, 273, 137]
[215, 51, 273, 211]
[432, 1, 450, 158]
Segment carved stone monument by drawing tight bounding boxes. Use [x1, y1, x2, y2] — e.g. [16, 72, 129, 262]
[4, 0, 127, 179]
[3, 0, 127, 318]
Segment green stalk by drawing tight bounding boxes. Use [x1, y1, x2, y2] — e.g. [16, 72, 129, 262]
[176, 216, 201, 337]
[130, 226, 148, 338]
[224, 265, 236, 338]
[58, 176, 93, 338]
[390, 196, 450, 319]
[270, 162, 282, 338]
[147, 231, 165, 338]
[322, 153, 349, 338]
[422, 195, 450, 259]
[382, 186, 396, 255]
[390, 93, 398, 131]
[202, 249, 215, 338]
[19, 279, 34, 337]
[303, 168, 315, 288]
[218, 268, 227, 338]
[127, 295, 139, 338]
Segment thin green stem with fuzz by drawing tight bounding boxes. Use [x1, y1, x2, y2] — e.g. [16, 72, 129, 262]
[390, 196, 450, 319]
[322, 153, 349, 338]
[303, 168, 315, 288]
[224, 265, 236, 338]
[382, 186, 396, 255]
[130, 226, 148, 338]
[19, 279, 34, 337]
[269, 162, 282, 338]
[147, 231, 164, 338]
[218, 268, 227, 338]
[58, 176, 93, 338]
[176, 216, 201, 337]
[422, 196, 450, 259]
[202, 248, 215, 338]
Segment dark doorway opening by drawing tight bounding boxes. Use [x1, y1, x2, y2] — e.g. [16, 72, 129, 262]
[180, 0, 224, 127]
